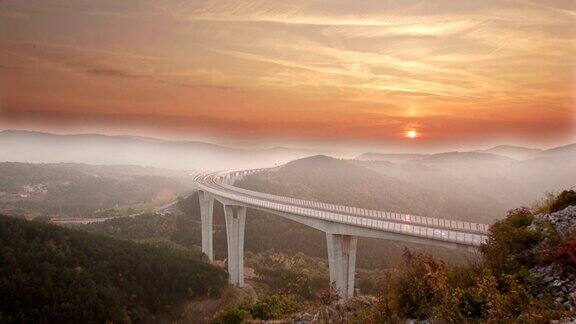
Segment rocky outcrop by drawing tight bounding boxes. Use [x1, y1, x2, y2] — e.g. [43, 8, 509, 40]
[530, 263, 576, 312]
[530, 205, 576, 312]
[539, 205, 576, 238]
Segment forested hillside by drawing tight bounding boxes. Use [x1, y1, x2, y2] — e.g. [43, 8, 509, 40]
[80, 166, 576, 322]
[238, 155, 494, 221]
[358, 153, 576, 223]
[240, 153, 576, 223]
[0, 162, 195, 218]
[0, 215, 227, 323]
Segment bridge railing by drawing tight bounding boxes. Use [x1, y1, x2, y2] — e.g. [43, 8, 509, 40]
[217, 177, 489, 234]
[197, 173, 488, 246]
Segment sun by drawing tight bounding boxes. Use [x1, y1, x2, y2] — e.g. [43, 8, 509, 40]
[405, 130, 418, 139]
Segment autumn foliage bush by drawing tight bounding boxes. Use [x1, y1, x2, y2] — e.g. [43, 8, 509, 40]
[546, 234, 576, 268]
[364, 248, 559, 323]
[392, 250, 452, 320]
[480, 207, 543, 278]
[548, 189, 576, 213]
[359, 194, 575, 323]
[357, 251, 562, 323]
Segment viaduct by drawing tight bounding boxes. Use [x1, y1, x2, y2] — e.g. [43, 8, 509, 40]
[195, 169, 489, 299]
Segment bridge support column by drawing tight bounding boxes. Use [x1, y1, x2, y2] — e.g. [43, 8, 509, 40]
[326, 233, 357, 299]
[224, 205, 246, 287]
[198, 190, 214, 261]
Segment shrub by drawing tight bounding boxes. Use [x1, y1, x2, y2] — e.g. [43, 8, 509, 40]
[532, 191, 557, 214]
[393, 250, 450, 319]
[546, 234, 576, 268]
[548, 190, 576, 213]
[213, 308, 251, 324]
[373, 249, 561, 323]
[459, 287, 484, 318]
[481, 208, 542, 277]
[368, 273, 400, 323]
[507, 207, 535, 227]
[318, 282, 340, 306]
[248, 251, 328, 300]
[213, 294, 302, 323]
[471, 270, 535, 321]
[477, 272, 561, 323]
[356, 270, 390, 296]
[247, 295, 302, 320]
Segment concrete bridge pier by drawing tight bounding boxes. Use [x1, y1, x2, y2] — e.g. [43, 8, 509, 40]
[224, 205, 247, 287]
[326, 233, 358, 299]
[198, 190, 214, 261]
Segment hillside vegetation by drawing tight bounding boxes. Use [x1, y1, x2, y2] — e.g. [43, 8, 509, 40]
[232, 156, 477, 268]
[85, 159, 475, 271]
[0, 162, 194, 217]
[239, 155, 488, 220]
[84, 198, 392, 302]
[80, 163, 576, 322]
[357, 150, 576, 223]
[238, 153, 576, 225]
[0, 215, 227, 323]
[217, 190, 576, 323]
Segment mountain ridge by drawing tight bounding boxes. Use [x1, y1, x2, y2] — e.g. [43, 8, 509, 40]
[0, 130, 325, 170]
[356, 142, 574, 162]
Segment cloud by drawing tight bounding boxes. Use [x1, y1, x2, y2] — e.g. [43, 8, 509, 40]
[1, 0, 574, 145]
[0, 40, 245, 97]
[179, 83, 240, 91]
[84, 68, 149, 79]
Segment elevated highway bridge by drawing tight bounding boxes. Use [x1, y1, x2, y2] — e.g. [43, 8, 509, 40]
[195, 169, 490, 299]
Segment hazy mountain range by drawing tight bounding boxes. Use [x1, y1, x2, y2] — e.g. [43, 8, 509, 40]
[242, 152, 576, 223]
[356, 143, 576, 162]
[3, 130, 574, 171]
[0, 130, 335, 170]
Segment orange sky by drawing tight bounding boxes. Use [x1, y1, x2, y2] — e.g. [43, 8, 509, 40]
[1, 0, 575, 148]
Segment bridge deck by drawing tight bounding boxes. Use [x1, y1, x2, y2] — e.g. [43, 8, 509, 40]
[196, 170, 490, 247]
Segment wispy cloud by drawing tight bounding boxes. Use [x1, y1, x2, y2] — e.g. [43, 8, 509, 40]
[84, 68, 148, 79]
[1, 0, 574, 143]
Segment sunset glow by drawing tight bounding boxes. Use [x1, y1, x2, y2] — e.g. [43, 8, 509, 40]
[0, 0, 575, 147]
[406, 130, 418, 139]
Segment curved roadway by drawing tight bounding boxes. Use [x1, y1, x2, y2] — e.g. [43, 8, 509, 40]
[196, 169, 490, 247]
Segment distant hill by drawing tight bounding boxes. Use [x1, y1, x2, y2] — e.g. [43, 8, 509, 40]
[228, 153, 576, 269]
[240, 155, 501, 222]
[421, 151, 513, 164]
[234, 155, 476, 268]
[352, 143, 576, 212]
[474, 145, 542, 160]
[243, 150, 576, 223]
[356, 142, 575, 163]
[355, 152, 427, 162]
[0, 215, 227, 322]
[357, 149, 527, 163]
[0, 162, 194, 217]
[0, 130, 326, 170]
[536, 143, 576, 159]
